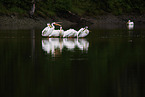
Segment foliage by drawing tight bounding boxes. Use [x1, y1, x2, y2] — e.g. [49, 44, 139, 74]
[0, 0, 145, 16]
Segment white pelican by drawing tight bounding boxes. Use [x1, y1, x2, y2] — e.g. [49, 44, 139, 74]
[127, 20, 134, 25]
[126, 20, 134, 30]
[70, 29, 78, 37]
[63, 29, 77, 37]
[49, 26, 64, 37]
[42, 22, 62, 37]
[42, 23, 53, 36]
[77, 26, 89, 38]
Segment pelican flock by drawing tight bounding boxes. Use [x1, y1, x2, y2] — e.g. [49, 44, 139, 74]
[42, 22, 90, 38]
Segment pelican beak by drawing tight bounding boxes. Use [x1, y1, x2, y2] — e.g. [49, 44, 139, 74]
[54, 23, 62, 26]
[126, 22, 129, 24]
[49, 25, 52, 27]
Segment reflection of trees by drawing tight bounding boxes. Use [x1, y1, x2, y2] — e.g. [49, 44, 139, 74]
[1, 29, 145, 97]
[0, 38, 33, 97]
[88, 37, 145, 97]
[0, 34, 90, 97]
[127, 25, 134, 30]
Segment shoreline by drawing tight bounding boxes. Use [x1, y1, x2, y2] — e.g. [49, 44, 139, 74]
[0, 14, 145, 30]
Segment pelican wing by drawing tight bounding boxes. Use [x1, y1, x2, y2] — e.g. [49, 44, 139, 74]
[42, 27, 54, 36]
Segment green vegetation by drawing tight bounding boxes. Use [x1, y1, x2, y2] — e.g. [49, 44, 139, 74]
[0, 0, 145, 17]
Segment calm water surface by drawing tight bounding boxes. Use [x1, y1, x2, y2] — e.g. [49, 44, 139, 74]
[0, 25, 145, 97]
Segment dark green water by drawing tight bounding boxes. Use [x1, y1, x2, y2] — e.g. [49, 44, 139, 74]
[0, 25, 145, 97]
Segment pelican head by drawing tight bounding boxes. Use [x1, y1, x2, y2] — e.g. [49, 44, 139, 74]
[85, 26, 88, 29]
[47, 23, 50, 26]
[47, 23, 52, 28]
[51, 22, 62, 26]
[127, 20, 130, 24]
[60, 26, 62, 30]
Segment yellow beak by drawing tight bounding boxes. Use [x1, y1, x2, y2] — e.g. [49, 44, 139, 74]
[49, 25, 52, 27]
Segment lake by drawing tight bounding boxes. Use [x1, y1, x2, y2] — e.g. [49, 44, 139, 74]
[0, 24, 145, 97]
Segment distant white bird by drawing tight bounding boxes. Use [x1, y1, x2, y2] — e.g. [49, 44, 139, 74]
[127, 20, 134, 25]
[126, 20, 134, 30]
[77, 26, 89, 38]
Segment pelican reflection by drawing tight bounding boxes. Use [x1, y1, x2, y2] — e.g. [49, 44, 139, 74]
[127, 24, 134, 30]
[42, 38, 89, 56]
